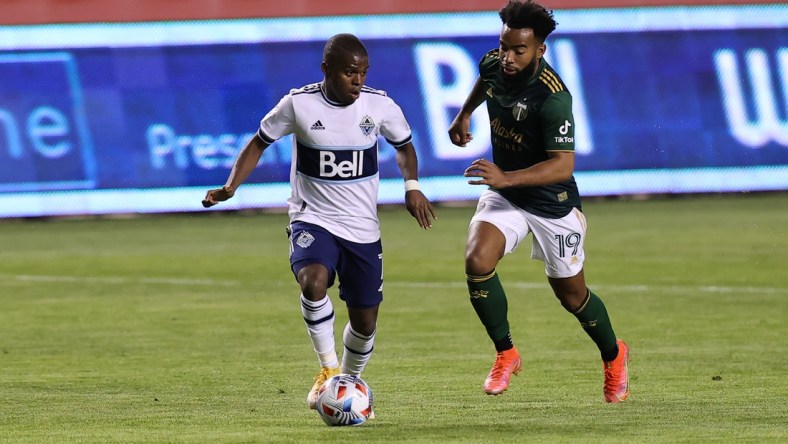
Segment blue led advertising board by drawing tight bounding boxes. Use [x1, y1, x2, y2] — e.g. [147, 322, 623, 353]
[0, 5, 786, 216]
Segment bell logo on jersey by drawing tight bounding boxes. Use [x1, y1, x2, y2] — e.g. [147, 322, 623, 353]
[320, 151, 364, 178]
[297, 142, 378, 181]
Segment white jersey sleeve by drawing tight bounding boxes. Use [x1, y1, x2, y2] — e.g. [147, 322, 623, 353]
[254, 83, 413, 244]
[378, 98, 412, 147]
[257, 93, 296, 143]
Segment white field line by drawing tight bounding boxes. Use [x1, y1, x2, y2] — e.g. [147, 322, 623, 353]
[1, 274, 786, 295]
[388, 281, 788, 295]
[2, 274, 241, 287]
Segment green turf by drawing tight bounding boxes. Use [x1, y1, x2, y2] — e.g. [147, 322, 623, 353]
[1, 193, 786, 443]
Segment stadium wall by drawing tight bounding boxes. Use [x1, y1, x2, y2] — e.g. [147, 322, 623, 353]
[0, 3, 786, 217]
[3, 0, 785, 24]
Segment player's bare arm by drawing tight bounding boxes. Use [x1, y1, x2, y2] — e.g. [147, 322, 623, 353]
[448, 77, 487, 147]
[395, 142, 436, 229]
[464, 151, 575, 189]
[202, 134, 269, 207]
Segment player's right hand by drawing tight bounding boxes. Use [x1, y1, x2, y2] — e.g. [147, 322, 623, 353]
[448, 115, 473, 147]
[202, 186, 235, 208]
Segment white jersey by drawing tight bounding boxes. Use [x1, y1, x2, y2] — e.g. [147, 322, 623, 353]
[258, 82, 412, 243]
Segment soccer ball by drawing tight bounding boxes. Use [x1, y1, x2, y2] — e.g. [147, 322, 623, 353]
[315, 374, 373, 426]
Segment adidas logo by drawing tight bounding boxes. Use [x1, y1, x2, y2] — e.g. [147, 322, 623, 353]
[310, 120, 325, 130]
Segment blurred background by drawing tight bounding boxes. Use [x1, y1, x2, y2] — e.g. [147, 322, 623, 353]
[1, 0, 786, 217]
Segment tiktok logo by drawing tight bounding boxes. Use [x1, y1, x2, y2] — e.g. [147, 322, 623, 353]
[714, 48, 788, 148]
[554, 120, 573, 144]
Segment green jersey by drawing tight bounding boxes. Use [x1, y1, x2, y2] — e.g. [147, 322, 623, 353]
[479, 49, 581, 218]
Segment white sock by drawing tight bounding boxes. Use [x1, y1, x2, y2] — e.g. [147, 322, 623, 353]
[300, 294, 339, 368]
[341, 323, 375, 376]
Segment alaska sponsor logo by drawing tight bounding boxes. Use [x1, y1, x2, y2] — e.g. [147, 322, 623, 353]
[490, 117, 523, 144]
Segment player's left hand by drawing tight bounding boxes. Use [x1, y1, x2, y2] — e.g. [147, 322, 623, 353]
[464, 158, 511, 189]
[405, 191, 437, 229]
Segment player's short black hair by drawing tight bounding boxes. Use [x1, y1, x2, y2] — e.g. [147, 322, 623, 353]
[499, 0, 557, 42]
[323, 33, 368, 65]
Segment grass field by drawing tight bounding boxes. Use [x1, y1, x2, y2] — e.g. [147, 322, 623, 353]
[1, 193, 786, 443]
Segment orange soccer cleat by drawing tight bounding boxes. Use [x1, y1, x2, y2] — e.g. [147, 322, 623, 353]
[306, 366, 340, 409]
[483, 347, 522, 395]
[603, 339, 630, 403]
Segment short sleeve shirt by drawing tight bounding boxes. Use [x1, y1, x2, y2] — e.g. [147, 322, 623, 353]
[259, 83, 412, 243]
[478, 49, 581, 218]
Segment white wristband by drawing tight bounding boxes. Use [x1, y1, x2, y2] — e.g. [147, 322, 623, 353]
[404, 179, 420, 192]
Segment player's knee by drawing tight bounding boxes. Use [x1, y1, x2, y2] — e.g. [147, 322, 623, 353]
[297, 266, 329, 300]
[465, 251, 497, 276]
[554, 288, 587, 312]
[301, 285, 328, 301]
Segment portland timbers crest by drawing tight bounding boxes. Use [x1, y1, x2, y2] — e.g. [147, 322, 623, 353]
[359, 115, 375, 136]
[512, 100, 528, 121]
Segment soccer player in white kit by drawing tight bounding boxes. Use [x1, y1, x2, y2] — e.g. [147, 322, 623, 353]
[203, 34, 436, 410]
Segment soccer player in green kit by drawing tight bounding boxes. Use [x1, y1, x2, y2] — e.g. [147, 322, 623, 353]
[448, 0, 630, 402]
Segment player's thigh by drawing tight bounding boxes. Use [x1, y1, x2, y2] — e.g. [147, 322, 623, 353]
[466, 221, 506, 274]
[335, 238, 383, 309]
[288, 221, 340, 291]
[468, 190, 530, 258]
[527, 208, 587, 279]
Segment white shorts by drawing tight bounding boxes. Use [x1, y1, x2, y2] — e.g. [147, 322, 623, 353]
[469, 190, 587, 278]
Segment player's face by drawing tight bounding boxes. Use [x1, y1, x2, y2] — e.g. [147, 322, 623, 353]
[322, 52, 369, 105]
[498, 24, 545, 81]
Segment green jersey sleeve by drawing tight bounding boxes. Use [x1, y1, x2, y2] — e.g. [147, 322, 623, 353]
[541, 91, 575, 152]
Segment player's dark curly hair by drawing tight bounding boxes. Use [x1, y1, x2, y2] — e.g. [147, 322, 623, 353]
[499, 0, 557, 42]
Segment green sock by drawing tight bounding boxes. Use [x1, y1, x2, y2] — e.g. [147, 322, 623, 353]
[573, 290, 618, 361]
[467, 270, 511, 350]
